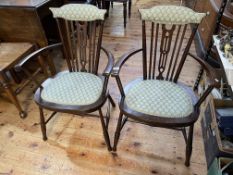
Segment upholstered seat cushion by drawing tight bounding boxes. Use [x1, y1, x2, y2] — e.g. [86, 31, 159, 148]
[125, 80, 193, 118]
[41, 72, 103, 105]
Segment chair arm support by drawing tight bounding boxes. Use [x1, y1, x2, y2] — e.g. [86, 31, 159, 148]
[188, 52, 221, 108]
[101, 47, 114, 76]
[188, 52, 220, 88]
[14, 42, 63, 72]
[111, 48, 143, 77]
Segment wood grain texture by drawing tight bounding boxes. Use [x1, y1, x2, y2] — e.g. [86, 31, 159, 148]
[0, 0, 207, 174]
[0, 42, 34, 71]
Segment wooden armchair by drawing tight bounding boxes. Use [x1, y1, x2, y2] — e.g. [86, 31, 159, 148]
[16, 4, 115, 151]
[111, 5, 220, 166]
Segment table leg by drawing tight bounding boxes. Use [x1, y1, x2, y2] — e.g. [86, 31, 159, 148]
[0, 72, 26, 118]
[123, 1, 127, 28]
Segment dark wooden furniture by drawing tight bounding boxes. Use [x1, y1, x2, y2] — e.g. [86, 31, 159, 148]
[193, 0, 232, 92]
[103, 0, 131, 28]
[0, 0, 63, 75]
[111, 5, 219, 166]
[0, 42, 40, 118]
[16, 4, 115, 150]
[194, 0, 233, 55]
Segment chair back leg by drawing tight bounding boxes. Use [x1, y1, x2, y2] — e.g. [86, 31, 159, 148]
[113, 111, 124, 151]
[99, 109, 112, 151]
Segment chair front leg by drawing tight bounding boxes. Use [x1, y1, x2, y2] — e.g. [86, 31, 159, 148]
[39, 107, 47, 141]
[185, 124, 194, 167]
[113, 111, 124, 151]
[99, 109, 112, 151]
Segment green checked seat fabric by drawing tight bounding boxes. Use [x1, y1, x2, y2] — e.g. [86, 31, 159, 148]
[41, 72, 103, 105]
[50, 4, 106, 21]
[139, 5, 206, 24]
[125, 80, 193, 118]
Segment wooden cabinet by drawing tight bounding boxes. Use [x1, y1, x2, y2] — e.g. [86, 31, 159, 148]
[0, 0, 62, 47]
[0, 0, 63, 75]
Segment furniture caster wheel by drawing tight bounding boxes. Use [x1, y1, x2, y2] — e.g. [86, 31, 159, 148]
[20, 111, 27, 119]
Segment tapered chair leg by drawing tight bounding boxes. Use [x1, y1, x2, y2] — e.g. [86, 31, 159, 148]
[113, 112, 124, 151]
[39, 107, 47, 141]
[128, 0, 131, 18]
[123, 2, 127, 28]
[99, 109, 112, 151]
[185, 124, 194, 166]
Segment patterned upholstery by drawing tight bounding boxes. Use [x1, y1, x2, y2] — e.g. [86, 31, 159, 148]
[139, 5, 206, 25]
[41, 72, 103, 105]
[125, 80, 193, 118]
[50, 4, 106, 21]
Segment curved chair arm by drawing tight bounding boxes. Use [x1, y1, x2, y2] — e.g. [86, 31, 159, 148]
[14, 43, 63, 72]
[111, 48, 143, 76]
[188, 52, 220, 108]
[14, 43, 62, 89]
[188, 52, 220, 88]
[111, 48, 143, 97]
[101, 46, 114, 76]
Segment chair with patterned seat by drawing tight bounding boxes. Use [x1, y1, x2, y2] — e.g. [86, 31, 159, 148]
[111, 5, 220, 166]
[16, 4, 115, 151]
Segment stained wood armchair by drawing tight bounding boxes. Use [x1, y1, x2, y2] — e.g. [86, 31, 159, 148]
[16, 4, 115, 151]
[111, 5, 220, 166]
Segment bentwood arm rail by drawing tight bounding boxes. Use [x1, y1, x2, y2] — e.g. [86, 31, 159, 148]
[101, 46, 114, 76]
[111, 48, 143, 76]
[14, 42, 63, 71]
[111, 48, 143, 97]
[188, 52, 220, 108]
[14, 43, 63, 89]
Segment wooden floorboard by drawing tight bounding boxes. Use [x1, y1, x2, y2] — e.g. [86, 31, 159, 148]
[0, 0, 208, 174]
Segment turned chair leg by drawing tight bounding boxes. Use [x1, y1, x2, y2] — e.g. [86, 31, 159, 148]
[185, 124, 194, 166]
[113, 112, 124, 151]
[128, 0, 131, 18]
[39, 107, 47, 141]
[99, 109, 112, 151]
[123, 2, 127, 28]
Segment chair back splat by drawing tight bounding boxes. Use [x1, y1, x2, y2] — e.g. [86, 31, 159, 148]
[139, 6, 206, 81]
[50, 4, 106, 74]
